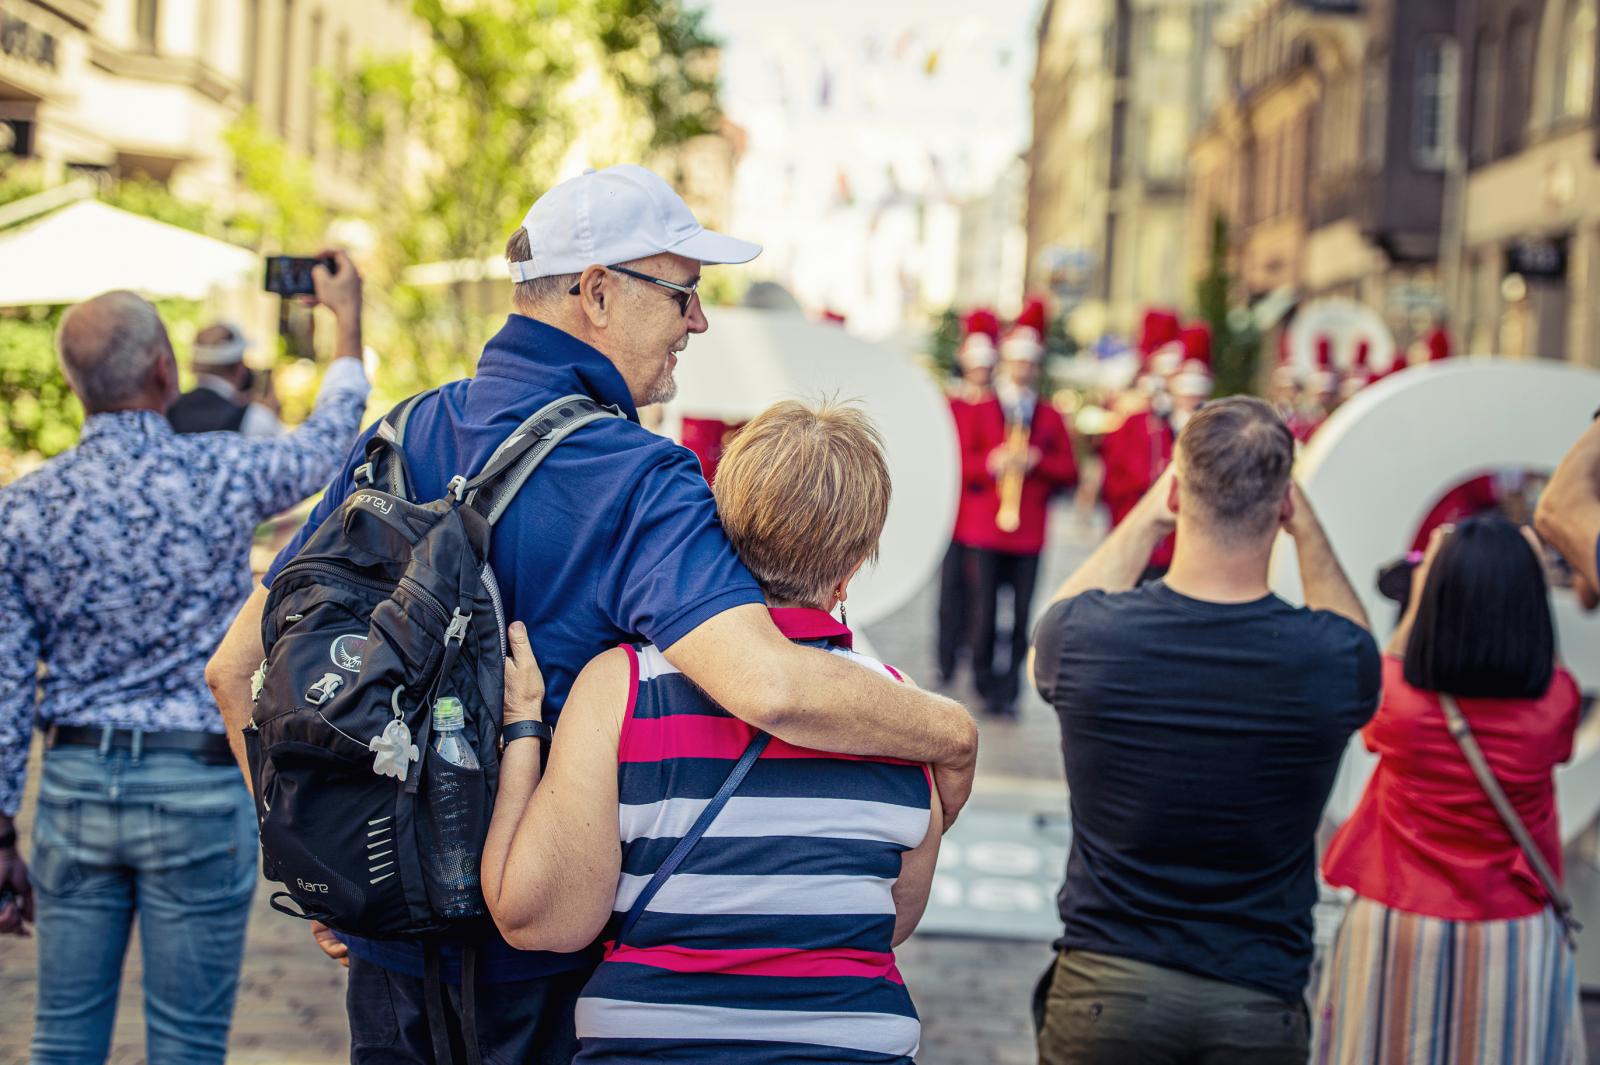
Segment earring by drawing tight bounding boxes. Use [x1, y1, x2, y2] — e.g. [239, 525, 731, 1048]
[839, 601, 847, 626]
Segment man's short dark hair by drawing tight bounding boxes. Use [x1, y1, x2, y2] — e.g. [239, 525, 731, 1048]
[1404, 516, 1556, 699]
[1175, 396, 1294, 538]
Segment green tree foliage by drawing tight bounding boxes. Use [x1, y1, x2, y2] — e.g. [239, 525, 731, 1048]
[223, 112, 330, 250]
[1195, 213, 1260, 397]
[332, 0, 722, 388]
[926, 307, 962, 379]
[0, 159, 213, 477]
[0, 309, 78, 479]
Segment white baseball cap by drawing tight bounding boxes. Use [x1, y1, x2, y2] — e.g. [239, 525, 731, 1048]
[509, 164, 762, 282]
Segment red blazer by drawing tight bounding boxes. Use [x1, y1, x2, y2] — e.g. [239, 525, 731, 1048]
[955, 395, 1078, 555]
[1322, 656, 1580, 921]
[1098, 410, 1174, 569]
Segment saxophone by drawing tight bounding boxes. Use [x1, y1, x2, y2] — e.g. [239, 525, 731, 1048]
[995, 418, 1029, 533]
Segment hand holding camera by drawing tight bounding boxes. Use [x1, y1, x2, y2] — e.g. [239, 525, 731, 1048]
[265, 249, 363, 361]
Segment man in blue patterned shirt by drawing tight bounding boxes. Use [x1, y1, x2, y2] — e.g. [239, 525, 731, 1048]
[0, 252, 371, 1065]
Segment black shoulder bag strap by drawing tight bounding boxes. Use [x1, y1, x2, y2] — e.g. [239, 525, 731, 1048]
[616, 731, 771, 944]
[1440, 694, 1582, 950]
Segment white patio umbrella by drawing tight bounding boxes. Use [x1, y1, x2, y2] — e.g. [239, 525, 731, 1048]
[0, 199, 258, 307]
[665, 306, 959, 630]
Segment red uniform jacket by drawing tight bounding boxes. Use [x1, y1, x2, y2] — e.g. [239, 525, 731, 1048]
[956, 395, 1078, 555]
[1099, 410, 1175, 569]
[948, 394, 991, 547]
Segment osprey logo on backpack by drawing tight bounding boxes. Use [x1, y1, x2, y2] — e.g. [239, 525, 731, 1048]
[329, 634, 366, 673]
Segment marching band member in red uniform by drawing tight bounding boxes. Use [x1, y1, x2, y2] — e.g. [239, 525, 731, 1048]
[937, 311, 1001, 685]
[1098, 314, 1208, 581]
[1099, 403, 1175, 578]
[965, 318, 1078, 718]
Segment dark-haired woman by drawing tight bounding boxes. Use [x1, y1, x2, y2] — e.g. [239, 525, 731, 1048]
[1314, 517, 1583, 1064]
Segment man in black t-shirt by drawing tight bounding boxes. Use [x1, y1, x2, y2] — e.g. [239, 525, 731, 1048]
[1031, 396, 1380, 1065]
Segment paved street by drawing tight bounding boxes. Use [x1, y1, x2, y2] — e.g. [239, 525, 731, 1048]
[0, 503, 1092, 1065]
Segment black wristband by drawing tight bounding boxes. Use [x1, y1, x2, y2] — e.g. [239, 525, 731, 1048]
[0, 827, 16, 850]
[501, 720, 552, 750]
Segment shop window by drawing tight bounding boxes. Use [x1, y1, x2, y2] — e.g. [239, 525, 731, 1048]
[306, 9, 323, 156]
[134, 0, 159, 53]
[1558, 0, 1597, 120]
[0, 119, 33, 158]
[1145, 104, 1187, 182]
[1364, 58, 1388, 169]
[1152, 9, 1192, 55]
[245, 0, 261, 103]
[1413, 36, 1458, 170]
[1471, 30, 1499, 164]
[1500, 14, 1534, 156]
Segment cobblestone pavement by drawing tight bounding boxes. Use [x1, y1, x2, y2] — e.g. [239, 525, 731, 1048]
[3, 502, 1595, 1063]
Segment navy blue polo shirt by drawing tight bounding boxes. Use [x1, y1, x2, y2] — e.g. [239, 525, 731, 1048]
[264, 314, 764, 982]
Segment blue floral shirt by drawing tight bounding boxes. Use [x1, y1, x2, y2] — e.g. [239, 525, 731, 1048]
[0, 360, 370, 814]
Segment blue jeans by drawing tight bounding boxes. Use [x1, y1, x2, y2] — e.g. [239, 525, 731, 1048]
[28, 744, 257, 1065]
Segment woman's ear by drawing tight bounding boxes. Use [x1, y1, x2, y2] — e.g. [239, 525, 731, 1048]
[834, 559, 869, 604]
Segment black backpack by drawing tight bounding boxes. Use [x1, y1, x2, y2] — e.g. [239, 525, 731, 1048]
[243, 391, 621, 938]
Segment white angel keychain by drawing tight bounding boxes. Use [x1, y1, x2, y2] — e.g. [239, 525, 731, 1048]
[369, 686, 419, 780]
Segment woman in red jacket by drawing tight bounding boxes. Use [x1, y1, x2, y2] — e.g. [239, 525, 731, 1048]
[1315, 517, 1582, 1064]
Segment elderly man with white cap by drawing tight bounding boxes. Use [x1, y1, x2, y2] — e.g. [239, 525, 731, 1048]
[167, 321, 284, 438]
[206, 164, 978, 1065]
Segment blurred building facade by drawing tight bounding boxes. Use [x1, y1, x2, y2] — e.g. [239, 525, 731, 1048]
[1455, 0, 1600, 365]
[1187, 0, 1455, 352]
[1027, 0, 1600, 366]
[1026, 0, 1247, 341]
[0, 0, 416, 210]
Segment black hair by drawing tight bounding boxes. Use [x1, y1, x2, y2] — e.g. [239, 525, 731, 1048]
[1403, 516, 1556, 699]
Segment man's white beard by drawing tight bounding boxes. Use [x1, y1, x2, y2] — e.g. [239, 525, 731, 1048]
[643, 368, 678, 406]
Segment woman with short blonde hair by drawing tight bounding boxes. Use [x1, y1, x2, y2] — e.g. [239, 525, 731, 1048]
[483, 399, 940, 1064]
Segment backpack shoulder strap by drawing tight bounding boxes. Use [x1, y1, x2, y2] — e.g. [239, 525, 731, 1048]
[463, 394, 624, 526]
[615, 731, 770, 944]
[355, 388, 439, 501]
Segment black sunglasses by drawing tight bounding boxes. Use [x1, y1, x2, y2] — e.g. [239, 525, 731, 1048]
[569, 265, 700, 316]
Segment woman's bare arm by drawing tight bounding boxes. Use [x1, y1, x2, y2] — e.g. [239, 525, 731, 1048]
[482, 634, 629, 953]
[890, 778, 943, 947]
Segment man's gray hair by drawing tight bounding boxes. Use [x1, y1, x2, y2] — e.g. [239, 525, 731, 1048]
[57, 291, 168, 412]
[506, 226, 578, 315]
[1175, 396, 1295, 539]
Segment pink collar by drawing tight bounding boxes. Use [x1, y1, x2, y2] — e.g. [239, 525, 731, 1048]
[768, 606, 853, 648]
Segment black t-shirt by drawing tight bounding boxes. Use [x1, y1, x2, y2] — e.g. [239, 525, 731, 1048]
[1033, 581, 1381, 1003]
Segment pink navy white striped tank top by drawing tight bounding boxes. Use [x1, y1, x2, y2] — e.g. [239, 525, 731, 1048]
[572, 607, 932, 1063]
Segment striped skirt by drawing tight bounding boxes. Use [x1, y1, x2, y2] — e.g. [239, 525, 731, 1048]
[1313, 895, 1585, 1065]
